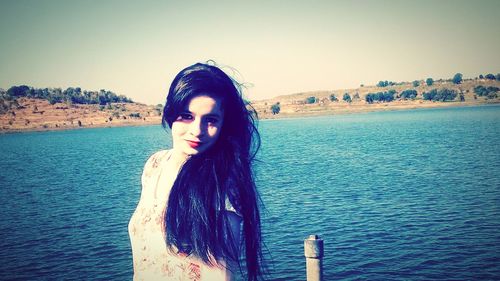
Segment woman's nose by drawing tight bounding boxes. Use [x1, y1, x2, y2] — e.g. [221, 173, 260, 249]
[189, 119, 204, 137]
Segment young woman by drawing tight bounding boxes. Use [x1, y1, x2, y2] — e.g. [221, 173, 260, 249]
[129, 62, 265, 280]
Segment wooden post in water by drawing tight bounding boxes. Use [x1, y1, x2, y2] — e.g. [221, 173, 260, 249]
[304, 234, 324, 281]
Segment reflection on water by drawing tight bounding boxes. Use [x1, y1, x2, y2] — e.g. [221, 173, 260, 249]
[0, 105, 499, 280]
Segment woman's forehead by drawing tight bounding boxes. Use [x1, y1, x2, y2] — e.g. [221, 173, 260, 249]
[185, 95, 224, 116]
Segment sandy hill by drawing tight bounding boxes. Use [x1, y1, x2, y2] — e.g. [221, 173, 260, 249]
[251, 78, 500, 119]
[1, 78, 499, 133]
[0, 98, 162, 133]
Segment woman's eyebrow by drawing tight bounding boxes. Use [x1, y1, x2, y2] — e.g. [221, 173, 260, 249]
[182, 110, 222, 118]
[204, 113, 222, 118]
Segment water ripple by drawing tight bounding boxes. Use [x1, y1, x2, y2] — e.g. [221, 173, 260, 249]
[0, 106, 499, 280]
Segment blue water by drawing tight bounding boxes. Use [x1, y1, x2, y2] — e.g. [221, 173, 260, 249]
[0, 105, 499, 280]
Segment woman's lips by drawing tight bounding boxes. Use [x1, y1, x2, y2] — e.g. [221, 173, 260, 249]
[186, 140, 201, 148]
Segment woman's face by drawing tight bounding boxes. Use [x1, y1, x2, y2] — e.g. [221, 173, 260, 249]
[171, 95, 224, 157]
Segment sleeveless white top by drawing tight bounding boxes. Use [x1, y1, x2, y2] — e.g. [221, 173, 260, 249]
[128, 150, 238, 281]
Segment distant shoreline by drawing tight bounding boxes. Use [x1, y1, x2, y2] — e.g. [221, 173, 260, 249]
[2, 79, 499, 134]
[256, 100, 500, 120]
[1, 101, 498, 134]
[0, 120, 162, 134]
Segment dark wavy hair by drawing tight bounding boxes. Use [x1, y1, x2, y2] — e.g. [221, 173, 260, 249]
[162, 62, 264, 280]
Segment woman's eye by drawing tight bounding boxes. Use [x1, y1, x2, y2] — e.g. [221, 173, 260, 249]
[176, 113, 193, 121]
[206, 117, 218, 124]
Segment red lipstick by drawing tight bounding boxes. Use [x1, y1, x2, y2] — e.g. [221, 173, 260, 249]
[186, 140, 201, 148]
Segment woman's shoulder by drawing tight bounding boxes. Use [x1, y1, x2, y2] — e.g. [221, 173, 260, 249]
[142, 149, 171, 178]
[145, 149, 170, 167]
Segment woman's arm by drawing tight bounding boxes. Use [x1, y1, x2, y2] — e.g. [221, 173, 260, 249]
[226, 211, 243, 281]
[201, 211, 242, 281]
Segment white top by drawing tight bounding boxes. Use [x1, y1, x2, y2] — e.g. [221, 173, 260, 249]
[128, 150, 239, 281]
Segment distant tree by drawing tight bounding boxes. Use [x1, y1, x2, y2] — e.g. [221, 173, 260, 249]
[67, 87, 85, 104]
[476, 86, 499, 99]
[353, 92, 360, 101]
[412, 80, 420, 87]
[365, 89, 396, 103]
[365, 94, 374, 104]
[377, 81, 388, 87]
[460, 93, 465, 102]
[424, 88, 457, 101]
[305, 96, 317, 104]
[118, 95, 133, 103]
[400, 89, 418, 100]
[99, 93, 108, 105]
[343, 93, 352, 103]
[47, 88, 64, 105]
[487, 92, 498, 99]
[474, 86, 499, 97]
[383, 90, 396, 102]
[3, 85, 132, 106]
[271, 102, 280, 115]
[376, 80, 396, 87]
[426, 78, 434, 86]
[474, 86, 485, 96]
[423, 89, 438, 101]
[485, 73, 496, 80]
[497, 73, 500, 81]
[479, 74, 484, 79]
[7, 85, 30, 97]
[155, 104, 163, 115]
[329, 94, 338, 102]
[452, 73, 463, 84]
[360, 84, 364, 87]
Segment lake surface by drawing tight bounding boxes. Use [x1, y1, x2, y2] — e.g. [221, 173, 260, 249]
[0, 105, 499, 280]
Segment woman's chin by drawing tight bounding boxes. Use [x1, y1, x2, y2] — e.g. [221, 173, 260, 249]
[184, 146, 204, 156]
[173, 143, 210, 157]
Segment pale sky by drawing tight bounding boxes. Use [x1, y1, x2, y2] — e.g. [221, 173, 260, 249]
[1, 0, 499, 105]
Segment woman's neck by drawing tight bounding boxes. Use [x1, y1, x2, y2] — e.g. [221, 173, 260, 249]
[168, 149, 190, 171]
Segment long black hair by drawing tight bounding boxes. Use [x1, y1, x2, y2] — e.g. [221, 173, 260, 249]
[162, 62, 264, 280]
